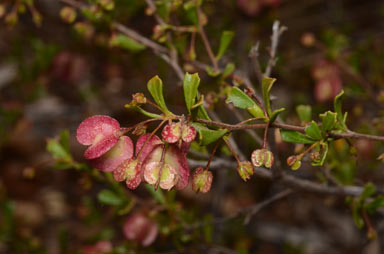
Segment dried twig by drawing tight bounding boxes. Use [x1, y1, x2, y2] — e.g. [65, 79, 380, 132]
[264, 20, 287, 77]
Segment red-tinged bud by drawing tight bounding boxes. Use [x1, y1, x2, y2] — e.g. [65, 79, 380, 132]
[143, 162, 177, 190]
[181, 125, 196, 143]
[113, 158, 142, 189]
[132, 124, 147, 136]
[60, 6, 76, 24]
[237, 161, 254, 181]
[309, 152, 321, 162]
[132, 93, 147, 105]
[123, 213, 158, 247]
[162, 122, 196, 144]
[264, 150, 274, 168]
[192, 167, 213, 193]
[142, 144, 190, 190]
[251, 149, 274, 168]
[76, 115, 121, 159]
[287, 155, 301, 170]
[162, 122, 181, 143]
[286, 155, 297, 167]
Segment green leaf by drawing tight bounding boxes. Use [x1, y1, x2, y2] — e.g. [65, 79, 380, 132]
[110, 34, 146, 52]
[46, 138, 72, 162]
[280, 129, 316, 144]
[226, 87, 264, 118]
[226, 87, 254, 109]
[97, 189, 124, 206]
[305, 121, 323, 140]
[333, 90, 347, 130]
[319, 111, 337, 132]
[145, 184, 166, 205]
[183, 72, 200, 113]
[216, 31, 234, 60]
[269, 108, 285, 124]
[147, 75, 171, 115]
[196, 104, 211, 121]
[296, 105, 312, 123]
[192, 123, 228, 146]
[247, 106, 264, 118]
[361, 183, 376, 200]
[222, 62, 235, 77]
[262, 77, 276, 116]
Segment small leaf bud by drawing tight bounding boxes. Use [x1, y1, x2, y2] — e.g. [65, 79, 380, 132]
[251, 149, 274, 169]
[192, 167, 213, 193]
[237, 161, 254, 181]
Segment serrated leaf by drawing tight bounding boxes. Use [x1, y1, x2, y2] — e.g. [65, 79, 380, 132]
[97, 189, 123, 206]
[305, 121, 323, 140]
[280, 129, 316, 144]
[269, 108, 285, 124]
[111, 34, 146, 51]
[262, 77, 276, 116]
[147, 76, 171, 115]
[183, 73, 200, 113]
[191, 123, 227, 146]
[319, 111, 337, 132]
[226, 87, 264, 118]
[216, 31, 234, 60]
[296, 105, 312, 123]
[46, 138, 72, 162]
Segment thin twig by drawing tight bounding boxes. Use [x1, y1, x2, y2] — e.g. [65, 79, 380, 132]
[243, 189, 293, 224]
[264, 20, 287, 77]
[196, 3, 219, 72]
[187, 157, 369, 197]
[186, 189, 293, 230]
[196, 119, 384, 142]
